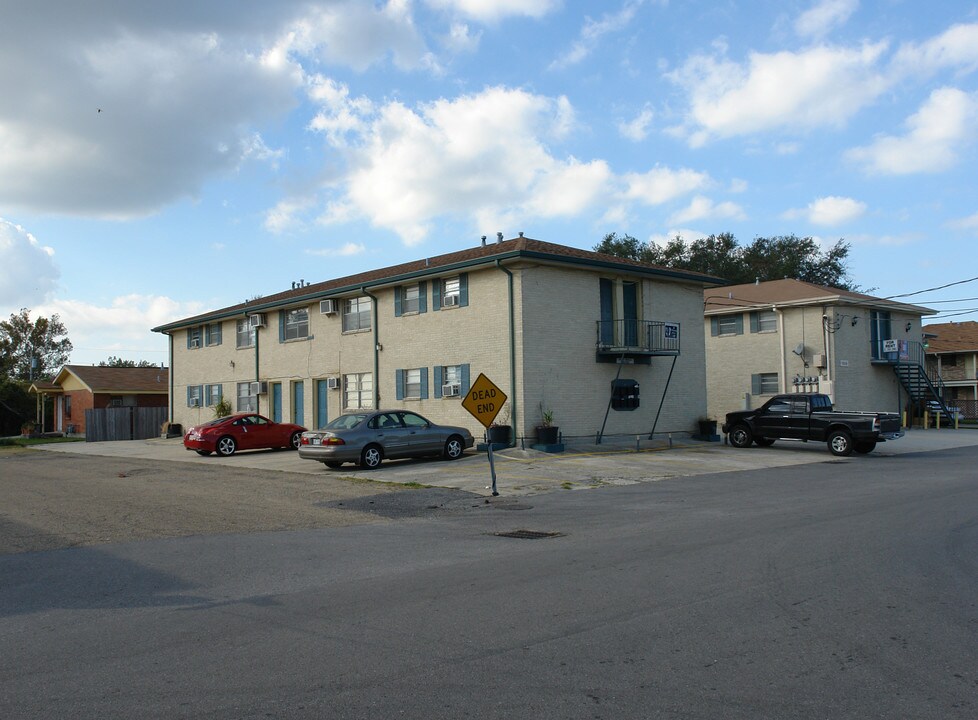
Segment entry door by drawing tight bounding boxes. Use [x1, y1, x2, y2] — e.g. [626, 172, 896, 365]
[271, 383, 283, 423]
[315, 379, 328, 429]
[622, 281, 639, 346]
[292, 381, 305, 426]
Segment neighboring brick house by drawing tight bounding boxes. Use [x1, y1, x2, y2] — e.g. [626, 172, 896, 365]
[30, 365, 169, 436]
[923, 321, 978, 417]
[152, 236, 724, 443]
[704, 279, 937, 419]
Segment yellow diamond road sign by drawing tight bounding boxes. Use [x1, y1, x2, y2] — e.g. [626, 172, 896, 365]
[461, 373, 508, 428]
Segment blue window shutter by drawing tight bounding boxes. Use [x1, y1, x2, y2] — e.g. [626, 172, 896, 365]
[278, 311, 286, 343]
[434, 366, 443, 398]
[461, 364, 470, 394]
[749, 312, 758, 333]
[419, 281, 427, 314]
[395, 370, 404, 401]
[187, 328, 192, 349]
[751, 374, 761, 395]
[394, 287, 402, 317]
[433, 280, 442, 311]
[214, 323, 222, 346]
[420, 368, 429, 400]
[198, 385, 203, 404]
[459, 273, 469, 307]
[187, 386, 192, 405]
[710, 317, 719, 336]
[735, 315, 744, 334]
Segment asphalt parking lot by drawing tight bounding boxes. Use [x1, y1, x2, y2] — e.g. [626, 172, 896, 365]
[36, 426, 978, 497]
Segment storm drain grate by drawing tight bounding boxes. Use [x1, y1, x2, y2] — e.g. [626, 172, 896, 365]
[493, 529, 564, 540]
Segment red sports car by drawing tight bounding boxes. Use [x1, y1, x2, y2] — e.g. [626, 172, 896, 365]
[184, 413, 306, 457]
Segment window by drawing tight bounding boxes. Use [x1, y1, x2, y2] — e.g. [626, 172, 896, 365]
[434, 274, 468, 310]
[751, 372, 779, 395]
[205, 322, 222, 346]
[283, 308, 309, 341]
[598, 278, 642, 347]
[343, 297, 372, 332]
[237, 382, 256, 413]
[236, 319, 255, 349]
[344, 372, 372, 410]
[942, 355, 958, 367]
[64, 395, 72, 418]
[712, 315, 744, 336]
[187, 326, 202, 349]
[434, 364, 470, 398]
[187, 385, 203, 407]
[396, 368, 428, 400]
[750, 310, 777, 333]
[205, 384, 222, 406]
[395, 283, 426, 316]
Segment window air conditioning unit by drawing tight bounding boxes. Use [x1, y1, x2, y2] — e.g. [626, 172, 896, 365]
[189, 338, 200, 348]
[248, 314, 266, 328]
[189, 398, 200, 407]
[442, 383, 461, 397]
[326, 377, 340, 390]
[249, 381, 268, 395]
[320, 299, 337, 315]
[442, 294, 459, 307]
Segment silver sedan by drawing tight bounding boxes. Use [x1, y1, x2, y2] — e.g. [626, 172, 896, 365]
[298, 409, 475, 469]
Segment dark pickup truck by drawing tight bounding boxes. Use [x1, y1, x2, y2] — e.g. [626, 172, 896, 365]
[722, 393, 904, 456]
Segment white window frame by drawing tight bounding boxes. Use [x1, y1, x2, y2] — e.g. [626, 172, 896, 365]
[756, 310, 777, 333]
[442, 277, 460, 304]
[236, 319, 255, 349]
[237, 381, 257, 413]
[205, 384, 222, 406]
[401, 284, 421, 314]
[344, 372, 373, 410]
[403, 368, 422, 399]
[187, 385, 202, 407]
[205, 322, 222, 346]
[343, 297, 372, 333]
[717, 316, 742, 336]
[757, 372, 779, 394]
[284, 308, 310, 341]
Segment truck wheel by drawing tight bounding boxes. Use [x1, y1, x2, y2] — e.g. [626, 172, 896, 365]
[754, 437, 775, 447]
[827, 430, 853, 457]
[728, 424, 753, 448]
[854, 441, 876, 454]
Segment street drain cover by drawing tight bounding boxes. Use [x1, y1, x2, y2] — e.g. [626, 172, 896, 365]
[494, 530, 563, 540]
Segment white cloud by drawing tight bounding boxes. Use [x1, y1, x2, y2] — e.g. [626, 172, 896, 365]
[892, 22, 978, 77]
[667, 196, 746, 225]
[305, 243, 366, 257]
[619, 107, 654, 141]
[424, 0, 559, 23]
[550, 1, 644, 70]
[947, 212, 978, 232]
[307, 86, 613, 245]
[784, 195, 867, 226]
[622, 167, 712, 205]
[648, 228, 707, 246]
[846, 87, 978, 175]
[795, 0, 858, 40]
[667, 42, 889, 146]
[0, 218, 59, 307]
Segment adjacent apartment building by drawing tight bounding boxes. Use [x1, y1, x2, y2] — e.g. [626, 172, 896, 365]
[153, 236, 724, 443]
[924, 321, 978, 412]
[704, 279, 936, 419]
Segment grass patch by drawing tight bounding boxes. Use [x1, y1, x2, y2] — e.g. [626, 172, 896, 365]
[0, 436, 86, 447]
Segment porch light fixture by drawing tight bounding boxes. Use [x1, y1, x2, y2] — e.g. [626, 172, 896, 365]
[905, 321, 912, 332]
[851, 317, 858, 327]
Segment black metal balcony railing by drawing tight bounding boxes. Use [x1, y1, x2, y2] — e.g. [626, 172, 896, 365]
[596, 320, 680, 355]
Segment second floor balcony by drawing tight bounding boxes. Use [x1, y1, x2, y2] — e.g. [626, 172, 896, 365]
[596, 320, 680, 363]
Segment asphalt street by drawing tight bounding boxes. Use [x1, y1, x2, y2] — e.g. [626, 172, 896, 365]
[3, 436, 978, 719]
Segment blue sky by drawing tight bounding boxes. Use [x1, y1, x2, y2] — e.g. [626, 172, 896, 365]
[2, 0, 978, 366]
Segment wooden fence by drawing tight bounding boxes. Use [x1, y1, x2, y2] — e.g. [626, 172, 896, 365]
[84, 407, 169, 442]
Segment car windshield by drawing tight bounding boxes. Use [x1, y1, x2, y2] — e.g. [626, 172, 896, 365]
[323, 413, 368, 430]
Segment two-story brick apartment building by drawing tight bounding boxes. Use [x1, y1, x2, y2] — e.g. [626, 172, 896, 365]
[704, 279, 936, 419]
[153, 236, 723, 444]
[924, 320, 978, 418]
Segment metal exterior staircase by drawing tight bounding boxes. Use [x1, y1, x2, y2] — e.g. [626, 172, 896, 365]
[889, 340, 953, 420]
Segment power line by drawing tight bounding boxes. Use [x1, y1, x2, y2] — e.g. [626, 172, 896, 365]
[884, 275, 978, 300]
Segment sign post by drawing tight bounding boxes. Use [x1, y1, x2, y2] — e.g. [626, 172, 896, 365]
[461, 373, 508, 497]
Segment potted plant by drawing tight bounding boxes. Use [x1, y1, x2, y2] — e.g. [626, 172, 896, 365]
[535, 407, 559, 445]
[487, 405, 511, 445]
[20, 421, 37, 438]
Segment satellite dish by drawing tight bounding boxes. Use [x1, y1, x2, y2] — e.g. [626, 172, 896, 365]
[792, 343, 805, 356]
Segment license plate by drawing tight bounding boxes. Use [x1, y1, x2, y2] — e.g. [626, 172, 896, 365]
[312, 438, 321, 445]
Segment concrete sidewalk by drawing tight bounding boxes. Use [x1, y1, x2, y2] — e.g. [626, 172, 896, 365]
[33, 426, 978, 497]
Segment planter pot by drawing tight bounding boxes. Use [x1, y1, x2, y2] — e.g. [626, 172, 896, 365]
[535, 426, 559, 445]
[697, 420, 717, 437]
[487, 425, 511, 445]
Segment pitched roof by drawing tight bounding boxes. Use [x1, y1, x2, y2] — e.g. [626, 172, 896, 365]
[55, 365, 170, 394]
[703, 278, 935, 316]
[153, 236, 726, 332]
[923, 320, 978, 353]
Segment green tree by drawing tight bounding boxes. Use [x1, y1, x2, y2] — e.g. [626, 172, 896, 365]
[97, 356, 157, 368]
[0, 309, 73, 381]
[595, 232, 855, 289]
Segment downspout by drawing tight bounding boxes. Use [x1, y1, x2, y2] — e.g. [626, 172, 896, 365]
[495, 260, 517, 445]
[168, 333, 174, 423]
[822, 307, 832, 395]
[362, 286, 380, 408]
[775, 307, 787, 392]
[255, 323, 261, 415]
